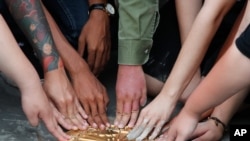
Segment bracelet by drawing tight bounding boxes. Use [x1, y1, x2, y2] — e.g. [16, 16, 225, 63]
[89, 3, 106, 13]
[207, 116, 228, 132]
[88, 3, 115, 16]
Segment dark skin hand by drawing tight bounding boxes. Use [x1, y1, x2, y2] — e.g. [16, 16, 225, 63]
[78, 9, 111, 76]
[42, 7, 111, 130]
[71, 65, 110, 130]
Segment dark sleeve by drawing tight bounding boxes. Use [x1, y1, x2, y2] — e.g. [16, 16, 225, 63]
[236, 24, 250, 58]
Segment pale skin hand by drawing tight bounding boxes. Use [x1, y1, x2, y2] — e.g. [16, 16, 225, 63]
[156, 110, 199, 141]
[162, 44, 250, 141]
[115, 65, 147, 129]
[190, 119, 224, 141]
[127, 0, 237, 140]
[21, 87, 71, 141]
[0, 15, 69, 141]
[78, 9, 111, 75]
[42, 6, 110, 130]
[127, 94, 175, 141]
[43, 68, 89, 130]
[5, 0, 89, 130]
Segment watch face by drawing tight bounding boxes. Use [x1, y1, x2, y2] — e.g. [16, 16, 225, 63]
[106, 3, 115, 15]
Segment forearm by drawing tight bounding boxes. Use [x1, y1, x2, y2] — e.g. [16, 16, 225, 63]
[210, 89, 248, 126]
[118, 0, 159, 65]
[175, 0, 202, 43]
[42, 5, 90, 75]
[160, 0, 236, 100]
[5, 0, 63, 73]
[0, 15, 41, 90]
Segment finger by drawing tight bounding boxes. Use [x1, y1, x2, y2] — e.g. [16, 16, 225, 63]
[149, 120, 166, 140]
[136, 125, 154, 141]
[192, 133, 210, 141]
[156, 135, 167, 141]
[190, 124, 206, 139]
[87, 50, 96, 72]
[56, 102, 67, 118]
[93, 47, 103, 75]
[78, 33, 86, 57]
[89, 101, 102, 128]
[140, 90, 147, 107]
[103, 89, 110, 107]
[118, 100, 132, 128]
[82, 101, 95, 128]
[75, 113, 89, 130]
[66, 99, 81, 130]
[49, 101, 74, 130]
[127, 118, 149, 140]
[97, 99, 110, 128]
[43, 115, 70, 141]
[127, 100, 140, 128]
[114, 99, 123, 126]
[26, 113, 39, 127]
[53, 108, 72, 130]
[75, 99, 88, 119]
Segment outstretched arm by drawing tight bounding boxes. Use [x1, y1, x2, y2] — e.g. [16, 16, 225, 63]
[127, 0, 237, 140]
[165, 2, 250, 140]
[4, 0, 87, 130]
[42, 3, 110, 129]
[0, 14, 69, 141]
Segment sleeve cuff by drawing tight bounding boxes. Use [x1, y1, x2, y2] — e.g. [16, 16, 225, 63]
[118, 39, 153, 65]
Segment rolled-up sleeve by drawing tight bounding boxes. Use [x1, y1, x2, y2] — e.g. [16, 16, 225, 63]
[118, 0, 159, 65]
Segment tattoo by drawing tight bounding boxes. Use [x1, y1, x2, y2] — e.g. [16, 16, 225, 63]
[5, 0, 63, 72]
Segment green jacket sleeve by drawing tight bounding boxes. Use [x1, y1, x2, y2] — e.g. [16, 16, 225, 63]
[118, 0, 159, 65]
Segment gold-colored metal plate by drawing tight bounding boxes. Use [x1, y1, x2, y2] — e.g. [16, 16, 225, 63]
[67, 125, 152, 141]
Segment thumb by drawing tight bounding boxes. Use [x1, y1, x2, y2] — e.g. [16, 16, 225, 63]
[78, 33, 87, 56]
[26, 112, 39, 127]
[140, 94, 147, 107]
[190, 124, 206, 140]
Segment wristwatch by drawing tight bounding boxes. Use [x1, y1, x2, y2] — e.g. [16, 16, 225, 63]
[89, 3, 115, 16]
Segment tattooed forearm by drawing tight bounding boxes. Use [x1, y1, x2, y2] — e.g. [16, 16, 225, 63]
[5, 0, 63, 72]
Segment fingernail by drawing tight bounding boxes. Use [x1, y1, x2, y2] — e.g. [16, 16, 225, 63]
[128, 123, 134, 128]
[73, 126, 78, 130]
[114, 121, 118, 126]
[141, 99, 147, 107]
[149, 136, 154, 140]
[100, 124, 105, 130]
[118, 123, 124, 128]
[92, 123, 97, 128]
[106, 123, 110, 127]
[136, 137, 143, 141]
[127, 134, 133, 140]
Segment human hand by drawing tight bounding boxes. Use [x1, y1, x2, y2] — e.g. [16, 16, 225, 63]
[71, 68, 110, 130]
[127, 93, 175, 140]
[78, 10, 111, 75]
[21, 85, 70, 141]
[43, 67, 88, 130]
[115, 65, 147, 129]
[188, 118, 224, 141]
[156, 110, 199, 141]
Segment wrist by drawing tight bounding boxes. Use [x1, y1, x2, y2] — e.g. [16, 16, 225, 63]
[89, 0, 107, 6]
[68, 60, 91, 77]
[118, 65, 143, 72]
[207, 116, 228, 133]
